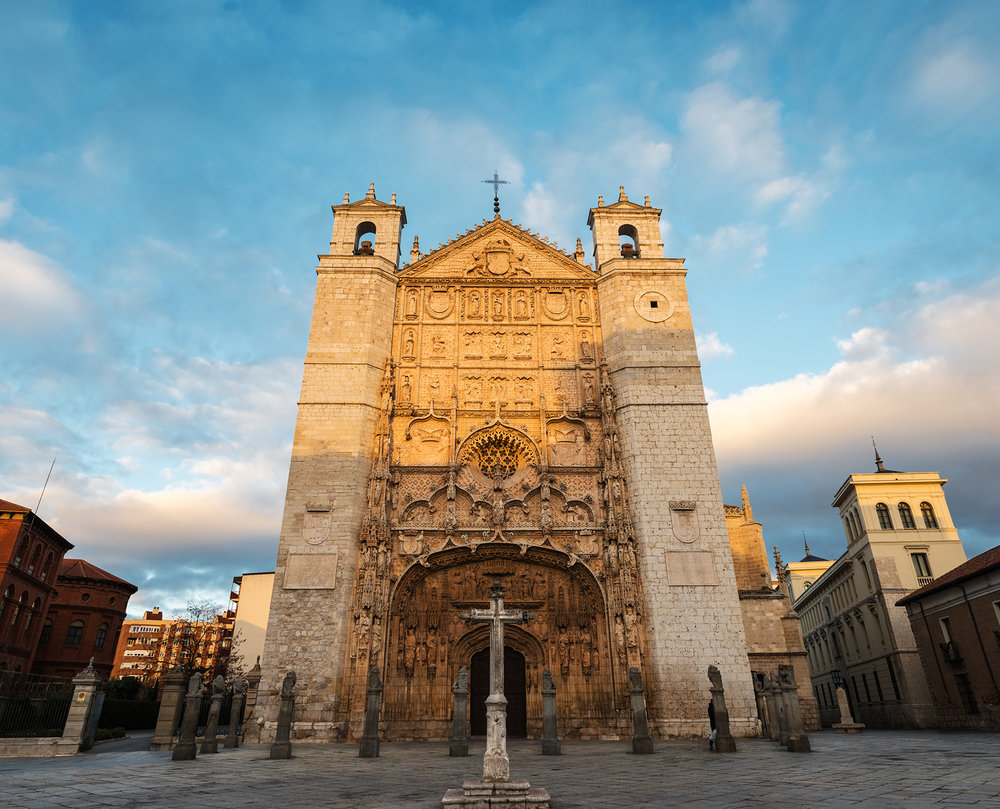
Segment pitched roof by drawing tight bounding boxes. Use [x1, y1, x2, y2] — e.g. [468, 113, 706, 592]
[0, 498, 31, 513]
[58, 558, 138, 592]
[897, 544, 1000, 605]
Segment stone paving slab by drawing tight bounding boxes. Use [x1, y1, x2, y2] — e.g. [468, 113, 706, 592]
[1, 730, 998, 809]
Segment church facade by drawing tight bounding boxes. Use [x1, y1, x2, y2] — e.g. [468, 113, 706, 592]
[250, 185, 760, 742]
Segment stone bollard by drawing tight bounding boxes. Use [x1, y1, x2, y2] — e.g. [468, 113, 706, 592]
[541, 668, 561, 755]
[778, 665, 811, 753]
[707, 665, 737, 753]
[172, 673, 204, 761]
[62, 658, 103, 753]
[751, 672, 768, 738]
[833, 685, 865, 732]
[241, 657, 263, 743]
[764, 674, 781, 743]
[200, 675, 226, 754]
[150, 667, 187, 750]
[224, 677, 247, 748]
[269, 671, 296, 760]
[359, 665, 383, 758]
[628, 666, 654, 754]
[449, 666, 469, 757]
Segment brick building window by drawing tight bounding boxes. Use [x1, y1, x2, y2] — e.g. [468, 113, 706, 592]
[920, 502, 938, 529]
[39, 619, 52, 645]
[0, 585, 11, 623]
[65, 620, 84, 646]
[95, 623, 108, 649]
[24, 598, 40, 634]
[876, 503, 893, 529]
[955, 673, 979, 715]
[898, 502, 915, 529]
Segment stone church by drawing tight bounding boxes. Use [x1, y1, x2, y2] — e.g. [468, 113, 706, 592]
[250, 184, 813, 743]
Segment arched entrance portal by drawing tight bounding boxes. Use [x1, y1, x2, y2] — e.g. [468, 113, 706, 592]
[470, 646, 527, 737]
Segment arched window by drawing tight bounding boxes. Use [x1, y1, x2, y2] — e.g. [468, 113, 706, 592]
[920, 502, 938, 529]
[0, 585, 11, 623]
[843, 516, 854, 541]
[898, 502, 915, 529]
[24, 598, 40, 634]
[66, 620, 84, 646]
[27, 546, 41, 576]
[13, 538, 26, 567]
[876, 503, 893, 530]
[853, 508, 863, 536]
[40, 553, 54, 582]
[95, 623, 109, 649]
[354, 221, 376, 255]
[618, 225, 639, 258]
[39, 618, 53, 645]
[11, 592, 26, 629]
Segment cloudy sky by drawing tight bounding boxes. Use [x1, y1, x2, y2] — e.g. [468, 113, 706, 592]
[2, 1, 998, 617]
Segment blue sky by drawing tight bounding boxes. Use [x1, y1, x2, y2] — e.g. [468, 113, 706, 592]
[2, 0, 998, 617]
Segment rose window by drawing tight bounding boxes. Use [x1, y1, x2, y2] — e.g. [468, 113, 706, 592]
[460, 427, 537, 480]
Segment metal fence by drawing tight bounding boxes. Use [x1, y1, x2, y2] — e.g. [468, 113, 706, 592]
[191, 687, 244, 738]
[0, 671, 73, 738]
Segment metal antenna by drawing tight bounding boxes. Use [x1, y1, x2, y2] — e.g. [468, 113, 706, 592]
[482, 170, 509, 217]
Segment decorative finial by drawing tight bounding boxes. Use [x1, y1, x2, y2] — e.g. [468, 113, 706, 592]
[598, 194, 604, 207]
[803, 531, 810, 556]
[366, 182, 376, 200]
[872, 436, 885, 472]
[741, 485, 752, 522]
[482, 170, 509, 217]
[574, 237, 585, 263]
[391, 192, 396, 204]
[410, 235, 420, 264]
[342, 192, 350, 204]
[644, 195, 651, 207]
[618, 185, 628, 202]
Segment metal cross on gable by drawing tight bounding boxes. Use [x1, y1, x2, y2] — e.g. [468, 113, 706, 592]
[482, 170, 509, 216]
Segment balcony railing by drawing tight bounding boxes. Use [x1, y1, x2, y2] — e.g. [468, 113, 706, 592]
[916, 576, 934, 586]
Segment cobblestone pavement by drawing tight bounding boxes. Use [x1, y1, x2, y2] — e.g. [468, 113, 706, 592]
[2, 730, 998, 809]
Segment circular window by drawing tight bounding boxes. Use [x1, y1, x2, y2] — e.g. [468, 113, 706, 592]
[81, 593, 90, 602]
[460, 427, 538, 480]
[109, 597, 116, 605]
[633, 289, 673, 323]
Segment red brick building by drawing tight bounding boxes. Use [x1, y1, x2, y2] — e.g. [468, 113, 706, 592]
[32, 558, 137, 679]
[0, 499, 73, 673]
[898, 545, 1000, 731]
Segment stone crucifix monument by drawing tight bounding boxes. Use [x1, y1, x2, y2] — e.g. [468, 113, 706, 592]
[443, 579, 550, 809]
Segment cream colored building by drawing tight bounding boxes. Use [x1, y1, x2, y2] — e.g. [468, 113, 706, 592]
[792, 454, 968, 728]
[250, 184, 759, 744]
[230, 572, 274, 669]
[785, 544, 833, 603]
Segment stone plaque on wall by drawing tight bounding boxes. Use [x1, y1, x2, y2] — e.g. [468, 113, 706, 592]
[284, 550, 338, 590]
[665, 551, 717, 586]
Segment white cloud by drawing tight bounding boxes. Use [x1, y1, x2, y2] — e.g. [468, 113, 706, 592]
[909, 39, 998, 118]
[0, 198, 14, 223]
[754, 174, 831, 221]
[704, 46, 742, 75]
[697, 332, 735, 359]
[710, 277, 1000, 468]
[681, 83, 785, 181]
[0, 240, 85, 330]
[691, 222, 769, 270]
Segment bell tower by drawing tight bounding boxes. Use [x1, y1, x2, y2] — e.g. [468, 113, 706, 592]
[254, 184, 405, 742]
[589, 187, 756, 736]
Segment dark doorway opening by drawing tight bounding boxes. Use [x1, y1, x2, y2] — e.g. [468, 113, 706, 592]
[470, 646, 526, 737]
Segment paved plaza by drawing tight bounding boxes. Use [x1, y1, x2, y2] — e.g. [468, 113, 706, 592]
[2, 730, 998, 809]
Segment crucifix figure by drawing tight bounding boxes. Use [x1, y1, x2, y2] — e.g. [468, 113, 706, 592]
[462, 579, 533, 782]
[482, 170, 509, 217]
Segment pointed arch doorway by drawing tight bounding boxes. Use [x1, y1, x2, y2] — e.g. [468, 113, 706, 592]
[470, 646, 527, 737]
